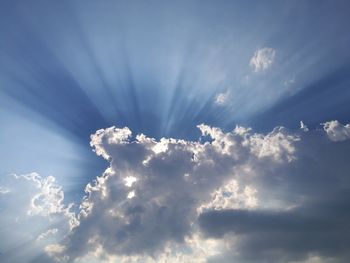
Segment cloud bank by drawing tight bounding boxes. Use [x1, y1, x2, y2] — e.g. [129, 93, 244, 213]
[1, 121, 350, 263]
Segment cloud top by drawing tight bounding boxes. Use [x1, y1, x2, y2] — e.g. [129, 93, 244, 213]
[2, 121, 350, 263]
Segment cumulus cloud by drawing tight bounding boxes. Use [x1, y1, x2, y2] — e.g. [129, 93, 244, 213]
[0, 173, 75, 263]
[2, 120, 350, 263]
[323, 120, 350, 141]
[250, 47, 276, 72]
[198, 125, 350, 263]
[48, 123, 298, 262]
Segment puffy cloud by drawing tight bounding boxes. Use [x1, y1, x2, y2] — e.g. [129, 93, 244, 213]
[250, 47, 276, 72]
[52, 123, 298, 261]
[2, 121, 350, 263]
[69, 121, 350, 263]
[197, 179, 258, 212]
[0, 173, 75, 263]
[198, 127, 350, 263]
[45, 244, 69, 262]
[323, 120, 350, 142]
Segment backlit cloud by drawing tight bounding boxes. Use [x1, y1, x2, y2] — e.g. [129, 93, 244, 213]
[1, 120, 347, 263]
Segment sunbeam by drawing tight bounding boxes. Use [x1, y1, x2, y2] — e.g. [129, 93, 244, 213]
[1, 1, 350, 263]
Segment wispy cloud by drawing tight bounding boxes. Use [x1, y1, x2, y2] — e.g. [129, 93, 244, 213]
[250, 48, 276, 72]
[214, 91, 231, 106]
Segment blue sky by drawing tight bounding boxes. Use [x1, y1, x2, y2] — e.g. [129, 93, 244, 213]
[1, 1, 350, 262]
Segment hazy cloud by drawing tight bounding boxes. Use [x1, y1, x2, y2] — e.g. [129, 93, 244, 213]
[0, 173, 75, 263]
[250, 48, 276, 72]
[214, 91, 230, 106]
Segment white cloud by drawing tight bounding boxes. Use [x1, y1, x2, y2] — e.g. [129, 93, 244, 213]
[2, 120, 350, 263]
[323, 120, 350, 141]
[0, 173, 75, 263]
[124, 176, 137, 187]
[37, 228, 59, 241]
[250, 47, 276, 72]
[52, 123, 298, 261]
[68, 121, 350, 263]
[245, 126, 299, 162]
[214, 91, 230, 106]
[300, 121, 309, 132]
[198, 179, 258, 213]
[14, 173, 65, 217]
[45, 244, 69, 262]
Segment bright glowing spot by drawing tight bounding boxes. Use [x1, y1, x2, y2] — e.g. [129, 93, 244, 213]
[124, 176, 137, 187]
[153, 138, 169, 154]
[127, 191, 135, 199]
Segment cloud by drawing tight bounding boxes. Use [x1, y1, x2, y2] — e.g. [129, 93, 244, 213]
[214, 91, 230, 106]
[37, 228, 59, 241]
[50, 123, 297, 261]
[250, 47, 276, 72]
[197, 179, 258, 212]
[0, 173, 75, 263]
[198, 125, 350, 263]
[2, 120, 350, 263]
[300, 121, 309, 132]
[200, 206, 350, 261]
[323, 120, 350, 142]
[199, 192, 350, 263]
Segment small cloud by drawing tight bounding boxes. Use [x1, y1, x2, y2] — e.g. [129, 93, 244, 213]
[300, 121, 309, 132]
[214, 91, 230, 106]
[44, 244, 68, 262]
[124, 176, 137, 187]
[37, 228, 58, 241]
[323, 120, 350, 142]
[127, 191, 135, 199]
[250, 47, 276, 72]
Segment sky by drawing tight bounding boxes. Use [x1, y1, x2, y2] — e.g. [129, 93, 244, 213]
[0, 1, 350, 262]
